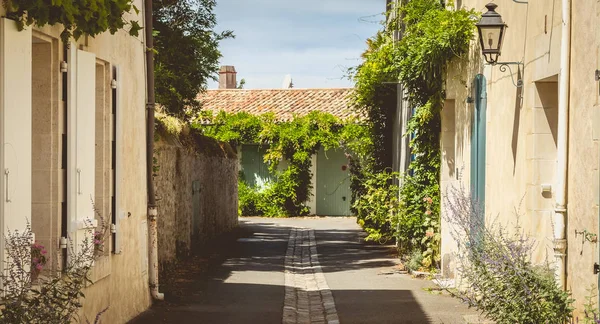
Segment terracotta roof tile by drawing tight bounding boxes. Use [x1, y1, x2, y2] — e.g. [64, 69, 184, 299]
[197, 88, 358, 121]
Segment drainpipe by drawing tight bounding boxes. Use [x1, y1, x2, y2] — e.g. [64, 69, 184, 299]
[553, 0, 571, 290]
[144, 0, 164, 301]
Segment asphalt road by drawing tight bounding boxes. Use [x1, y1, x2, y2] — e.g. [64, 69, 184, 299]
[130, 217, 476, 324]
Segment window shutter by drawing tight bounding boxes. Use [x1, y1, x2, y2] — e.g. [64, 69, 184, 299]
[67, 47, 97, 258]
[111, 65, 121, 254]
[0, 18, 33, 246]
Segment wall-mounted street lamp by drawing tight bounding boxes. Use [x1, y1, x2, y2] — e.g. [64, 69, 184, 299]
[476, 3, 523, 87]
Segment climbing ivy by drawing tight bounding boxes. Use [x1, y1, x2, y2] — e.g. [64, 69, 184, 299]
[196, 111, 370, 216]
[351, 0, 476, 269]
[2, 0, 142, 41]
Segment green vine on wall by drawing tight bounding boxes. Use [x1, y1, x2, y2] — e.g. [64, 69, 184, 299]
[196, 111, 370, 217]
[351, 0, 476, 269]
[3, 0, 142, 41]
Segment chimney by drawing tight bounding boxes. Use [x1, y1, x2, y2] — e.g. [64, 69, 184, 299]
[219, 65, 237, 89]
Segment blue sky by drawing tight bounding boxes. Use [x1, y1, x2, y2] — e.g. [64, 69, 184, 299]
[207, 0, 385, 89]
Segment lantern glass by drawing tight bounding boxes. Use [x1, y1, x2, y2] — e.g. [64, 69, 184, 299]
[479, 26, 502, 51]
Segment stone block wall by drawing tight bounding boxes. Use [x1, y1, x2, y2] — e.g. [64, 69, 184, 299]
[154, 133, 238, 267]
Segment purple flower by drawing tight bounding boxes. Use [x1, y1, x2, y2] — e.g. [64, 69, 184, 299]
[41, 250, 47, 255]
[32, 257, 38, 263]
[35, 264, 43, 271]
[94, 239, 101, 245]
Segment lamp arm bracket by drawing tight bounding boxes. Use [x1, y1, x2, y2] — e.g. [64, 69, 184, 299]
[493, 61, 524, 88]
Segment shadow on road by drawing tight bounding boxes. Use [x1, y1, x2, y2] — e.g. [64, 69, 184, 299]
[129, 218, 437, 324]
[315, 228, 398, 273]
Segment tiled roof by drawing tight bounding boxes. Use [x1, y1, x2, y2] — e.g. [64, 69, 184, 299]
[197, 88, 359, 121]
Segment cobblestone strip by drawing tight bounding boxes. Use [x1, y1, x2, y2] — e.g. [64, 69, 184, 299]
[283, 228, 340, 324]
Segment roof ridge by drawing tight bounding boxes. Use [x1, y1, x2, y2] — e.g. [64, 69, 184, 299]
[204, 87, 354, 91]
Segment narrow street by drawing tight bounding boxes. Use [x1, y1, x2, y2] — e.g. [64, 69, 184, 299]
[131, 217, 476, 324]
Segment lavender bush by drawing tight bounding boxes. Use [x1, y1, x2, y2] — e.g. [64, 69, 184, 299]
[0, 221, 107, 324]
[444, 185, 573, 324]
[576, 285, 600, 324]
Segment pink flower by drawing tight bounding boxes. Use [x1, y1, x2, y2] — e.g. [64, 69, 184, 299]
[94, 239, 101, 245]
[425, 210, 432, 215]
[41, 250, 47, 255]
[426, 231, 435, 237]
[32, 258, 39, 263]
[35, 264, 43, 271]
[423, 197, 433, 204]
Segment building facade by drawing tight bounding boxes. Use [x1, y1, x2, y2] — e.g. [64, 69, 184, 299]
[441, 0, 600, 315]
[0, 4, 153, 322]
[199, 68, 357, 216]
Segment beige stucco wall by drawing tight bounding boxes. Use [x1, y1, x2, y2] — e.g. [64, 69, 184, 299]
[442, 0, 600, 316]
[31, 36, 62, 271]
[155, 135, 238, 267]
[0, 3, 153, 322]
[74, 6, 153, 320]
[443, 0, 562, 267]
[441, 36, 484, 279]
[566, 0, 600, 313]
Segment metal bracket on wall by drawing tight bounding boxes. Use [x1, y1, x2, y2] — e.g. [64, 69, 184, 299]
[495, 62, 524, 88]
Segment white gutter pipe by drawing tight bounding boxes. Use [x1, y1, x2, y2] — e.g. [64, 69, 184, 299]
[553, 0, 571, 290]
[144, 0, 164, 301]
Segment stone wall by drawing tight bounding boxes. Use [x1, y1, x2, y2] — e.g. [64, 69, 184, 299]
[154, 132, 238, 267]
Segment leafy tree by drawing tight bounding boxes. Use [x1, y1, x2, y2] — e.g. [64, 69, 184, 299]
[236, 78, 246, 89]
[3, 0, 141, 41]
[154, 0, 233, 117]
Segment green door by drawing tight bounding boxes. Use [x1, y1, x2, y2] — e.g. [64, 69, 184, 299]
[241, 145, 275, 189]
[470, 74, 487, 237]
[316, 148, 352, 216]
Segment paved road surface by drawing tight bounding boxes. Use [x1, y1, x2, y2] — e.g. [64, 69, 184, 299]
[130, 217, 476, 324]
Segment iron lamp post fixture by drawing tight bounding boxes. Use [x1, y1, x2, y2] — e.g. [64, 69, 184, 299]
[476, 3, 523, 88]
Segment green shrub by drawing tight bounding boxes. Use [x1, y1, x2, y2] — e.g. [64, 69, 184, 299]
[200, 111, 367, 217]
[352, 170, 399, 243]
[237, 178, 293, 217]
[238, 180, 260, 216]
[349, 0, 476, 271]
[406, 250, 424, 272]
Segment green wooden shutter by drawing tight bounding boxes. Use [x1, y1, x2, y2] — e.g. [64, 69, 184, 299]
[470, 74, 487, 234]
[241, 145, 275, 189]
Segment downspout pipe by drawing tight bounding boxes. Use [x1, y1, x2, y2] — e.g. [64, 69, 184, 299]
[144, 0, 164, 301]
[553, 0, 571, 290]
